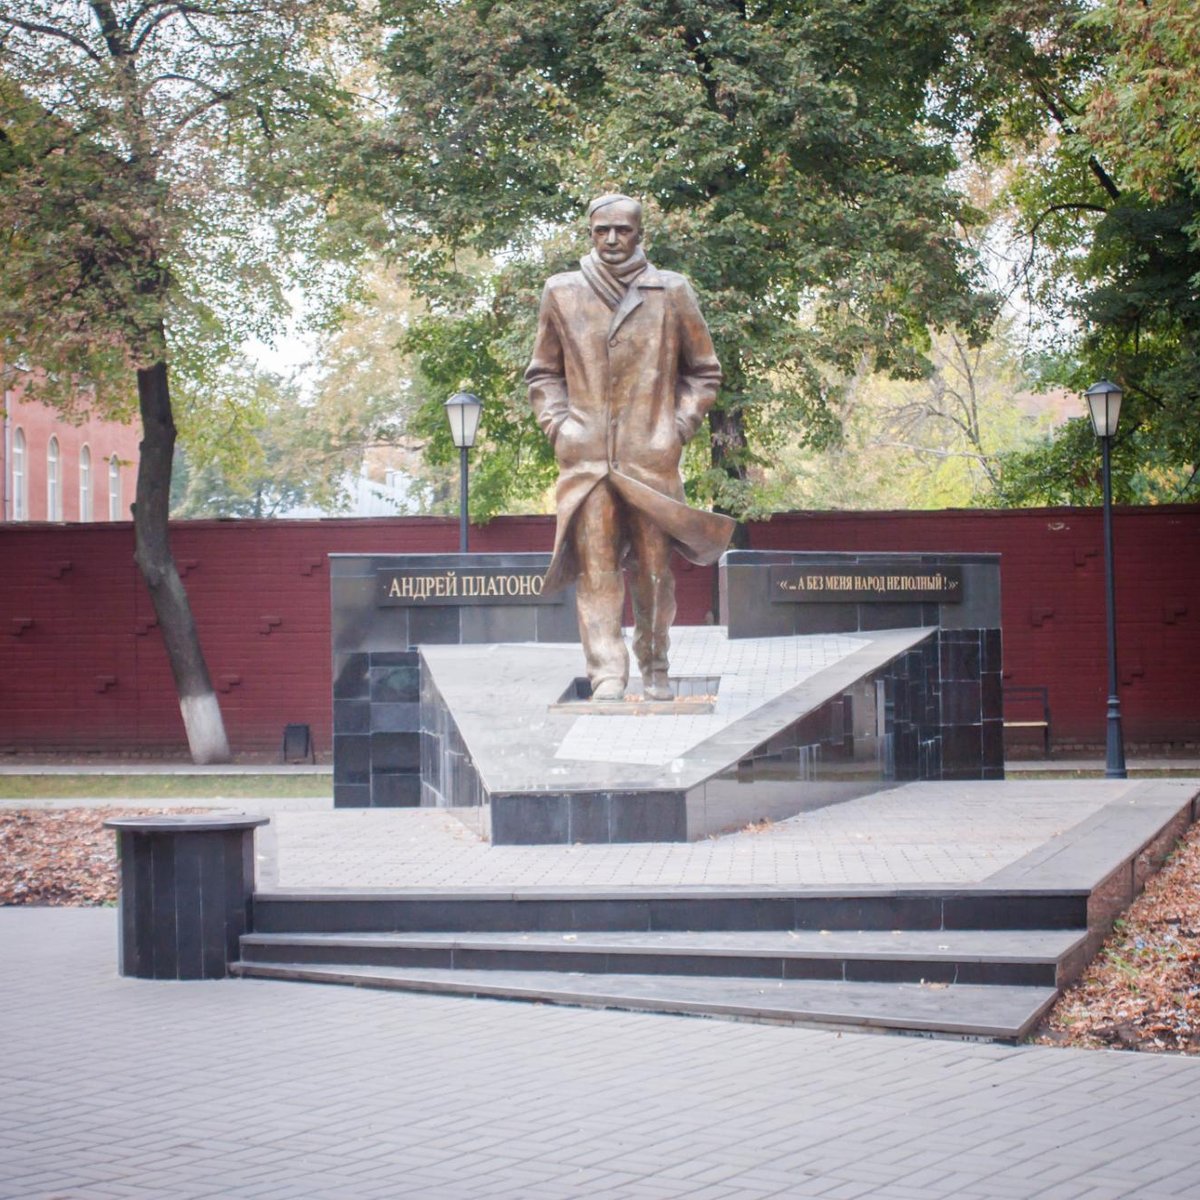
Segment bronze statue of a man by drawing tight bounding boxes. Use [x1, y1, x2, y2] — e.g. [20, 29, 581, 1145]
[526, 194, 734, 701]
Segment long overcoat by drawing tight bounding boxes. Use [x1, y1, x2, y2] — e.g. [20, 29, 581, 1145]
[526, 262, 735, 593]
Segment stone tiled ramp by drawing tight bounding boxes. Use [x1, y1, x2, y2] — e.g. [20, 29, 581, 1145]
[237, 781, 1199, 1040]
[240, 927, 1087, 987]
[232, 964, 1061, 1041]
[418, 627, 942, 843]
[235, 885, 1089, 1041]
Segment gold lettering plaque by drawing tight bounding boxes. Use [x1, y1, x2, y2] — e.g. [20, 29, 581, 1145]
[376, 567, 558, 607]
[768, 564, 963, 603]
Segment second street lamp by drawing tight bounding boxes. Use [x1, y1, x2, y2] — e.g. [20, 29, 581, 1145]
[444, 391, 483, 553]
[1084, 379, 1127, 780]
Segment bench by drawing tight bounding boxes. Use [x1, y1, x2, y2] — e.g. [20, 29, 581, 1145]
[1002, 685, 1052, 757]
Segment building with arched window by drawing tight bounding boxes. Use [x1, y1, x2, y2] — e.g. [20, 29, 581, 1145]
[3, 370, 140, 523]
[108, 455, 123, 521]
[46, 436, 62, 520]
[10, 427, 27, 521]
[79, 444, 93, 521]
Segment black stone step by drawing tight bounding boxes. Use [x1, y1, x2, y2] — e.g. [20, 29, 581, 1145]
[239, 928, 1087, 988]
[252, 887, 1089, 936]
[230, 961, 1059, 1041]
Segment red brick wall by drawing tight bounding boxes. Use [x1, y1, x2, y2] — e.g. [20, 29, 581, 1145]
[1, 507, 1196, 755]
[750, 508, 1200, 748]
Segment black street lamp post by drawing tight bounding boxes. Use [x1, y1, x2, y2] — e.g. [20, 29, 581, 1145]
[1085, 379, 1127, 779]
[444, 392, 483, 553]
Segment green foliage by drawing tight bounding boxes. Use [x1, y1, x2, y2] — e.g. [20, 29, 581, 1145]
[935, 1, 1109, 161]
[0, 1, 363, 440]
[767, 323, 1053, 509]
[1081, 1, 1200, 203]
[946, 2, 1200, 505]
[169, 366, 318, 518]
[366, 0, 997, 517]
[169, 266, 439, 517]
[991, 182, 1200, 504]
[405, 310, 559, 517]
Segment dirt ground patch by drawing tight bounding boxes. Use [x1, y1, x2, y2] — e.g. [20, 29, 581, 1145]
[0, 808, 205, 905]
[1032, 821, 1200, 1054]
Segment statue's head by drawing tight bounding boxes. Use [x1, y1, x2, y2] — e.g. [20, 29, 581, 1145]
[588, 193, 642, 265]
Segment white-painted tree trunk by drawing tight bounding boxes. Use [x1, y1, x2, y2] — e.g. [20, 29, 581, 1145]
[180, 692, 232, 764]
[134, 356, 233, 765]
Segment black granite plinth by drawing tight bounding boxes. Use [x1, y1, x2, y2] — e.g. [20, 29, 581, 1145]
[332, 549, 1004, 843]
[105, 814, 268, 979]
[331, 553, 577, 808]
[719, 550, 1004, 784]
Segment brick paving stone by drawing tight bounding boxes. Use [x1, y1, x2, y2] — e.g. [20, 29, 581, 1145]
[813, 1183, 881, 1200]
[264, 780, 1143, 890]
[5, 907, 1200, 1200]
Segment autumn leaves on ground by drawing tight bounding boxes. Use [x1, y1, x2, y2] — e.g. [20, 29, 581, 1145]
[2, 806, 1198, 1055]
[0, 808, 209, 906]
[1033, 827, 1200, 1054]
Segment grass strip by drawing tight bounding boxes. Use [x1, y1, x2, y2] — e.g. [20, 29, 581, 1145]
[0, 774, 332, 800]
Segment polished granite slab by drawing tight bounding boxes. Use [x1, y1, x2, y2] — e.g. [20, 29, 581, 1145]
[420, 626, 931, 796]
[415, 626, 950, 842]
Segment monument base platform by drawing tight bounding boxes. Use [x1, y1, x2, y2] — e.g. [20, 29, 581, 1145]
[331, 550, 1004, 843]
[418, 624, 1000, 844]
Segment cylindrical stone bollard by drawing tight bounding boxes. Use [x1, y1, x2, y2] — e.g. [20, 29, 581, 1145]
[104, 813, 269, 980]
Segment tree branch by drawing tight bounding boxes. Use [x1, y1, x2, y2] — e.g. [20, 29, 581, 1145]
[1025, 202, 1109, 242]
[2, 16, 104, 65]
[158, 73, 279, 140]
[88, 1, 128, 60]
[1034, 81, 1122, 202]
[874, 438, 996, 466]
[130, 4, 192, 52]
[1171, 463, 1199, 500]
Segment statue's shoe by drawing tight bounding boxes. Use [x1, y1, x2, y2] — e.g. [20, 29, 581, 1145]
[641, 673, 674, 702]
[591, 679, 625, 701]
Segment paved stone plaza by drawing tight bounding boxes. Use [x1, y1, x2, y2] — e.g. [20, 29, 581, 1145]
[3, 905, 1199, 1200]
[260, 779, 1157, 890]
[3, 776, 1200, 1198]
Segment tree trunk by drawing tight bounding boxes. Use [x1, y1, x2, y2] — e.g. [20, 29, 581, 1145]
[132, 360, 231, 764]
[708, 405, 751, 547]
[706, 404, 750, 621]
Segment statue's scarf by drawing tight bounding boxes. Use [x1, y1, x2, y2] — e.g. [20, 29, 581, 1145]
[579, 246, 648, 310]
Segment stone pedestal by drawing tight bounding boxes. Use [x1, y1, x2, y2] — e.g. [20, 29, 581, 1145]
[327, 548, 1004, 843]
[719, 550, 1004, 780]
[330, 552, 577, 808]
[104, 814, 267, 979]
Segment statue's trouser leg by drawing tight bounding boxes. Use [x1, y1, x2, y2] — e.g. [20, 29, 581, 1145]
[572, 481, 629, 693]
[627, 508, 675, 684]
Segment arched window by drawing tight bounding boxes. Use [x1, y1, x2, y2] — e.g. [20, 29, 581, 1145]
[79, 444, 93, 522]
[11, 428, 26, 521]
[108, 455, 122, 520]
[47, 436, 62, 521]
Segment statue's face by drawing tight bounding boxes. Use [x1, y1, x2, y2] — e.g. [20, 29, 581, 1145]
[589, 200, 642, 264]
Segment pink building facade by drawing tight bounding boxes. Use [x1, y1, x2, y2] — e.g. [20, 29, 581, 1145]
[2, 379, 141, 523]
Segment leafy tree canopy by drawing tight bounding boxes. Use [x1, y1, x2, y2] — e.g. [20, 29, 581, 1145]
[1082, 0, 1200, 205]
[170, 268, 444, 518]
[765, 322, 1051, 510]
[363, 0, 998, 519]
[0, 1, 367, 761]
[946, 1, 1200, 504]
[0, 1, 360, 415]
